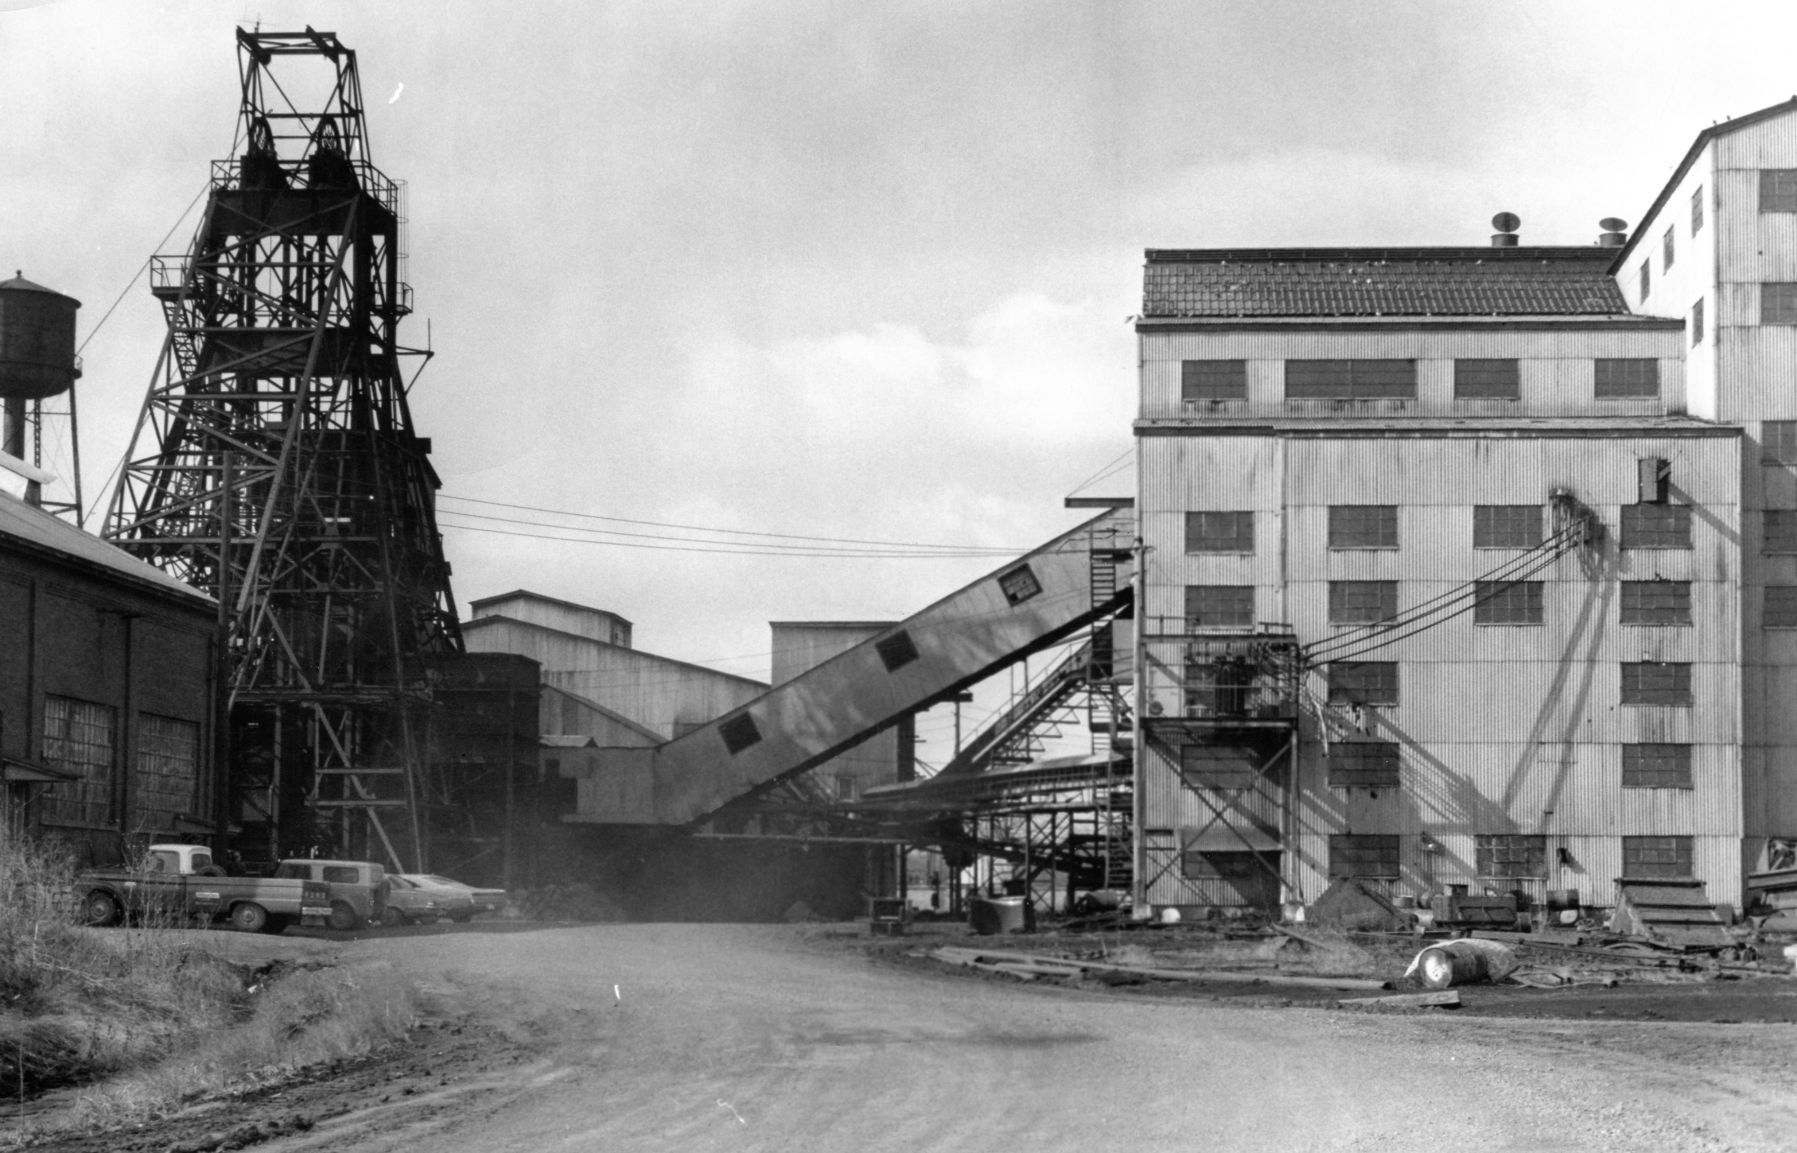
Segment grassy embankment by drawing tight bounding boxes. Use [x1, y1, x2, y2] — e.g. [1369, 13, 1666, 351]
[0, 837, 417, 1137]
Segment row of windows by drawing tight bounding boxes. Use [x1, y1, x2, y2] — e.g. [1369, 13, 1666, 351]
[1314, 741, 1695, 790]
[1325, 834, 1695, 881]
[38, 695, 205, 829]
[1187, 580, 1698, 628]
[1317, 660, 1694, 706]
[1180, 358, 1661, 402]
[1187, 504, 1701, 553]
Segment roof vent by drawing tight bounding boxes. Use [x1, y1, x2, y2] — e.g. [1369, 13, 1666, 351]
[1598, 217, 1629, 248]
[1490, 212, 1521, 248]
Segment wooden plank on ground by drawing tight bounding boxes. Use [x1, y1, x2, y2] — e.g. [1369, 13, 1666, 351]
[1338, 990, 1461, 1009]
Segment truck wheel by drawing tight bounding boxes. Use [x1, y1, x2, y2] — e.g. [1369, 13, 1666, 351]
[380, 906, 407, 928]
[328, 901, 361, 931]
[230, 902, 270, 933]
[83, 891, 122, 927]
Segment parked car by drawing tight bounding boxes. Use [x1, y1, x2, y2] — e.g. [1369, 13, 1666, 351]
[394, 874, 507, 922]
[381, 875, 448, 926]
[274, 858, 388, 930]
[78, 844, 331, 934]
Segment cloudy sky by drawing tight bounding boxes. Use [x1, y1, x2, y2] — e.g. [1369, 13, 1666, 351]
[4, 0, 1795, 753]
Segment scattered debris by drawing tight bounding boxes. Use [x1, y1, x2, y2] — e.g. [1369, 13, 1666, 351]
[929, 946, 1388, 991]
[1406, 938, 1518, 989]
[1338, 990, 1461, 1010]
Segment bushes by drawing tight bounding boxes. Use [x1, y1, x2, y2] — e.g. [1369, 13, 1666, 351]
[0, 835, 418, 1131]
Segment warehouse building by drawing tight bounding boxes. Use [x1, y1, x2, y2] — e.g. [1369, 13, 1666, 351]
[1133, 96, 1797, 917]
[0, 485, 218, 859]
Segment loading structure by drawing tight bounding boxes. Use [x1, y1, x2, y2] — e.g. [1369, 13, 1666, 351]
[104, 29, 461, 871]
[575, 510, 1136, 893]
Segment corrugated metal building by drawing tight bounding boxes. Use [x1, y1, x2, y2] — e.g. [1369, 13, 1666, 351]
[1131, 98, 1797, 914]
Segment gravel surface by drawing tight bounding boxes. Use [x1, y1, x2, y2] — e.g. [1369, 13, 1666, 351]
[19, 921, 1797, 1152]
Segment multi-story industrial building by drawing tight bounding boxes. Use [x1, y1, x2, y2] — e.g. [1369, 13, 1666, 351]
[1132, 96, 1797, 917]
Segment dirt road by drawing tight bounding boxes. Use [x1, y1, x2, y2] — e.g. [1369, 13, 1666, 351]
[170, 922, 1794, 1153]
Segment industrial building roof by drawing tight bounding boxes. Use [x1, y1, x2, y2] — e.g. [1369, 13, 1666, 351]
[1142, 247, 1633, 319]
[0, 489, 213, 608]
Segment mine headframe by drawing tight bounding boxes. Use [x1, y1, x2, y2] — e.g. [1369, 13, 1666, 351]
[104, 28, 462, 872]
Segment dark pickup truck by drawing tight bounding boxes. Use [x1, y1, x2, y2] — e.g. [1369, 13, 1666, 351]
[78, 843, 332, 934]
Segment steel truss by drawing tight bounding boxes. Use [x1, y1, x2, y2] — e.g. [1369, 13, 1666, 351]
[105, 28, 460, 870]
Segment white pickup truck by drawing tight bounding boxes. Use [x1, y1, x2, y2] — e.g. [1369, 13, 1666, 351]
[77, 844, 332, 934]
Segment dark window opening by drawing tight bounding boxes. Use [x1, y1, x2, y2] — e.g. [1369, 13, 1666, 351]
[1328, 505, 1398, 549]
[1454, 358, 1520, 400]
[1185, 585, 1254, 628]
[1639, 262, 1651, 303]
[1765, 585, 1797, 628]
[1622, 743, 1694, 789]
[1473, 505, 1542, 549]
[1182, 360, 1247, 401]
[1326, 661, 1399, 706]
[1474, 580, 1543, 625]
[1621, 504, 1691, 549]
[1761, 168, 1797, 213]
[1285, 359, 1416, 400]
[998, 564, 1043, 605]
[1762, 421, 1797, 464]
[1328, 581, 1397, 626]
[1185, 511, 1255, 553]
[1765, 510, 1797, 554]
[1620, 662, 1692, 706]
[1328, 742, 1401, 789]
[1179, 744, 1260, 790]
[1622, 835, 1694, 878]
[1476, 834, 1548, 880]
[1692, 298, 1705, 345]
[719, 712, 763, 755]
[1328, 834, 1401, 880]
[1595, 358, 1660, 398]
[1620, 581, 1691, 625]
[1763, 282, 1797, 325]
[1691, 185, 1704, 234]
[875, 630, 919, 672]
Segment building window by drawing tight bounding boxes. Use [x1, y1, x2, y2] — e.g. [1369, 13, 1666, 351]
[1621, 504, 1692, 549]
[1761, 169, 1797, 212]
[1185, 511, 1254, 554]
[1328, 742, 1401, 789]
[1620, 662, 1692, 706]
[1453, 359, 1520, 400]
[1326, 661, 1399, 706]
[1622, 743, 1694, 789]
[1186, 585, 1254, 628]
[1692, 298, 1704, 345]
[1475, 834, 1548, 880]
[1691, 185, 1704, 234]
[1473, 580, 1543, 625]
[1766, 510, 1797, 554]
[1328, 834, 1401, 881]
[1181, 851, 1263, 881]
[41, 695, 117, 827]
[1473, 505, 1542, 549]
[1620, 581, 1692, 625]
[998, 564, 1042, 605]
[1763, 421, 1797, 464]
[1663, 226, 1675, 271]
[1622, 835, 1694, 878]
[1763, 283, 1797, 325]
[1328, 581, 1397, 626]
[1765, 586, 1797, 628]
[835, 775, 859, 801]
[1595, 358, 1660, 398]
[137, 714, 203, 829]
[1179, 744, 1259, 789]
[1328, 505, 1398, 549]
[1182, 360, 1247, 401]
[719, 712, 762, 755]
[1639, 261, 1651, 303]
[1284, 359, 1416, 400]
[875, 630, 919, 672]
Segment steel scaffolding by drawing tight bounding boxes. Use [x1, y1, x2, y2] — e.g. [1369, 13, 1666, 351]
[105, 28, 461, 870]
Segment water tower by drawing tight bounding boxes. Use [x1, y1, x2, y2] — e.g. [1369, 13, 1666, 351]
[0, 273, 82, 517]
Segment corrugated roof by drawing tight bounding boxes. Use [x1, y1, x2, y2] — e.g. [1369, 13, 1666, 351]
[0, 490, 212, 607]
[1143, 247, 1631, 319]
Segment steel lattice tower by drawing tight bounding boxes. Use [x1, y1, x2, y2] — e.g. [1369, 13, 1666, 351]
[105, 28, 462, 870]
